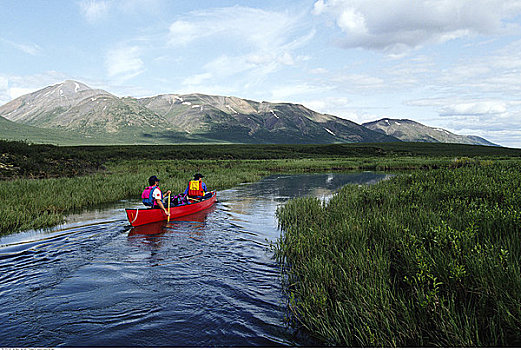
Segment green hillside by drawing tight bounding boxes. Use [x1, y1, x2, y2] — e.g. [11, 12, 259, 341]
[0, 115, 106, 145]
[0, 80, 399, 145]
[0, 115, 227, 145]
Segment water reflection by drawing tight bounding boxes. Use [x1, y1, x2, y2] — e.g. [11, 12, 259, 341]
[0, 172, 389, 347]
[127, 206, 216, 249]
[229, 172, 390, 205]
[129, 220, 168, 236]
[224, 172, 391, 241]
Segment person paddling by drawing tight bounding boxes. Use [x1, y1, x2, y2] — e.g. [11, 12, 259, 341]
[142, 175, 171, 216]
[184, 173, 211, 200]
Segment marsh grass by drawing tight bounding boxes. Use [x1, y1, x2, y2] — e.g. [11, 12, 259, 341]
[0, 157, 445, 235]
[3, 139, 520, 180]
[274, 160, 521, 346]
[0, 159, 260, 234]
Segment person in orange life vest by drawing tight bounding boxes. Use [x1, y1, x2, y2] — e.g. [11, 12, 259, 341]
[145, 175, 171, 216]
[184, 173, 211, 199]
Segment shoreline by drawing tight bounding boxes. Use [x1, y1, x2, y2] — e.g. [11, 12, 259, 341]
[274, 160, 521, 346]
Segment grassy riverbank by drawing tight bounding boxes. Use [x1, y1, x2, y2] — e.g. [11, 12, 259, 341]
[274, 159, 521, 346]
[0, 157, 453, 235]
[1, 140, 520, 235]
[2, 140, 521, 180]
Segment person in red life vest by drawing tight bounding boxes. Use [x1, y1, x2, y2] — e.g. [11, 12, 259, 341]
[141, 175, 171, 216]
[184, 173, 211, 199]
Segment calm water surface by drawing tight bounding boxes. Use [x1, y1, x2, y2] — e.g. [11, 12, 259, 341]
[0, 172, 390, 347]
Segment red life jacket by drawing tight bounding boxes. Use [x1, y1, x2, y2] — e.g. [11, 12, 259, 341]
[188, 180, 205, 197]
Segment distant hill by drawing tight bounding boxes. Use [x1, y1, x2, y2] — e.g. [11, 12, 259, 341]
[0, 80, 397, 145]
[363, 118, 498, 146]
[0, 81, 175, 141]
[0, 80, 497, 146]
[137, 93, 396, 143]
[0, 115, 113, 145]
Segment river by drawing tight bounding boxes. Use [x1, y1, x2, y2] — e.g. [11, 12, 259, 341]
[0, 172, 390, 347]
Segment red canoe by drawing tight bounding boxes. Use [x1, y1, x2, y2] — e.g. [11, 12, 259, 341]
[125, 191, 217, 227]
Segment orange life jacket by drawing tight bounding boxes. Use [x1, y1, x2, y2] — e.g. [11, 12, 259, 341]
[188, 180, 205, 197]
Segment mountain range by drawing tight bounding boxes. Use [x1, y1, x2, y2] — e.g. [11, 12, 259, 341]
[0, 80, 497, 146]
[363, 118, 498, 146]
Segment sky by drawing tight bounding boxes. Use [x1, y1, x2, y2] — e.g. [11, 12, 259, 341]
[1, 0, 521, 148]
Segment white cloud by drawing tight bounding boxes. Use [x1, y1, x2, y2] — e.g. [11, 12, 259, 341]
[0, 72, 73, 104]
[168, 5, 313, 89]
[408, 97, 514, 116]
[440, 101, 508, 116]
[105, 46, 145, 81]
[79, 0, 163, 22]
[337, 7, 367, 35]
[182, 72, 213, 86]
[337, 110, 384, 124]
[436, 39, 521, 96]
[300, 96, 350, 114]
[195, 50, 300, 82]
[442, 115, 521, 148]
[205, 55, 256, 77]
[0, 38, 41, 56]
[310, 67, 329, 74]
[117, 0, 163, 15]
[6, 71, 70, 89]
[480, 129, 521, 148]
[79, 0, 110, 23]
[270, 83, 334, 101]
[9, 87, 36, 100]
[0, 77, 7, 91]
[0, 76, 9, 105]
[168, 20, 200, 45]
[332, 73, 385, 90]
[168, 6, 303, 49]
[313, 0, 521, 54]
[405, 96, 521, 147]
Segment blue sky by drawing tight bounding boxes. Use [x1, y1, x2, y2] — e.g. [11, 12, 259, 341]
[1, 0, 521, 147]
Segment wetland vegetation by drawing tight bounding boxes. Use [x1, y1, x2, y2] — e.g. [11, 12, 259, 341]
[0, 156, 443, 235]
[0, 139, 519, 235]
[275, 159, 521, 346]
[0, 139, 485, 234]
[2, 139, 521, 346]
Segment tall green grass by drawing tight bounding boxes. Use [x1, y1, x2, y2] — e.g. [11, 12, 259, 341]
[0, 157, 447, 235]
[0, 159, 263, 234]
[2, 139, 520, 180]
[274, 160, 521, 346]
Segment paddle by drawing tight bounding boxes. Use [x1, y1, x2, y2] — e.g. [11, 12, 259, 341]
[187, 191, 213, 203]
[167, 193, 171, 222]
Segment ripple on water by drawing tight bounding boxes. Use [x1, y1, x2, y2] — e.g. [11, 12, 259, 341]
[0, 172, 389, 347]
